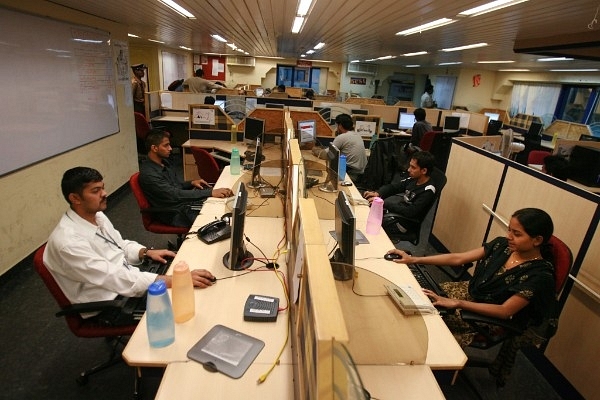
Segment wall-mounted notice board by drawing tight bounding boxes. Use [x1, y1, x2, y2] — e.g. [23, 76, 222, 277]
[0, 8, 119, 176]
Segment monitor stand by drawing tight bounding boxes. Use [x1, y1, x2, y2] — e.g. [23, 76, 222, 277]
[247, 178, 267, 189]
[318, 180, 337, 193]
[223, 250, 254, 270]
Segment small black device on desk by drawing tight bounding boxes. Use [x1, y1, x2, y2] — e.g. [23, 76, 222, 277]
[198, 218, 231, 244]
[243, 294, 279, 322]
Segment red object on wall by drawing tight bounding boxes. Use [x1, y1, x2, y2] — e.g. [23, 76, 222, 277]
[202, 55, 226, 81]
[473, 74, 481, 87]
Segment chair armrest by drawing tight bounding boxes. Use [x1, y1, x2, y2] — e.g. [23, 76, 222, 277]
[56, 298, 128, 317]
[460, 310, 524, 335]
[382, 212, 420, 233]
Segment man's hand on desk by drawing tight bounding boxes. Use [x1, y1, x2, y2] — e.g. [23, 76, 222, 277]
[192, 178, 210, 189]
[157, 269, 216, 288]
[363, 190, 380, 204]
[211, 188, 234, 198]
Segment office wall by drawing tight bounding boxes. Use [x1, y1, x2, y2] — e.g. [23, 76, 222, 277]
[0, 0, 138, 276]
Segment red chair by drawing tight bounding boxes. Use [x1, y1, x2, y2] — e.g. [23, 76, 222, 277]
[189, 146, 222, 183]
[134, 112, 151, 153]
[34, 244, 136, 385]
[129, 172, 188, 248]
[527, 150, 551, 165]
[418, 131, 438, 151]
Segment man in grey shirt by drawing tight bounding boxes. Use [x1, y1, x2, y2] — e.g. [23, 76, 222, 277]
[312, 113, 367, 182]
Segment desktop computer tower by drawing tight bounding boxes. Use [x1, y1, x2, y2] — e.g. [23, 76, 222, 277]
[569, 145, 600, 187]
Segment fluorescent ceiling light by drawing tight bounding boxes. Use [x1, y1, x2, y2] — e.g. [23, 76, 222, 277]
[300, 54, 306, 57]
[477, 60, 514, 63]
[550, 69, 599, 72]
[405, 65, 421, 67]
[396, 18, 456, 36]
[306, 49, 315, 54]
[537, 57, 574, 62]
[310, 59, 332, 63]
[292, 16, 304, 33]
[158, 0, 195, 19]
[441, 43, 488, 52]
[314, 42, 325, 50]
[350, 60, 360, 63]
[499, 69, 530, 71]
[211, 34, 227, 43]
[402, 51, 428, 57]
[459, 0, 528, 17]
[377, 55, 396, 60]
[179, 46, 192, 51]
[226, 43, 237, 50]
[438, 62, 462, 65]
[73, 38, 103, 44]
[128, 33, 139, 38]
[297, 0, 313, 16]
[258, 56, 286, 60]
[148, 39, 165, 44]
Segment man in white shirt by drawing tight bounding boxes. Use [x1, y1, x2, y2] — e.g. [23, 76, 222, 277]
[420, 85, 435, 108]
[183, 68, 225, 93]
[43, 167, 215, 324]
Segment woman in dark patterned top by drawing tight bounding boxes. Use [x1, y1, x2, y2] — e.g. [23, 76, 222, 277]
[386, 208, 556, 347]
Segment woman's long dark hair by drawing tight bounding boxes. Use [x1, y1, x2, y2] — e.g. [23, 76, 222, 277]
[512, 208, 554, 261]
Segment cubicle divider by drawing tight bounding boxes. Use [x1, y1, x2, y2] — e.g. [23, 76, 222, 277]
[433, 137, 600, 399]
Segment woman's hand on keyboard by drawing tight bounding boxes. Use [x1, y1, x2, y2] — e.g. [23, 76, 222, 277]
[422, 289, 457, 309]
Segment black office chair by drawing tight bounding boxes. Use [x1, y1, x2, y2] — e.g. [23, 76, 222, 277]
[355, 136, 408, 193]
[381, 167, 447, 245]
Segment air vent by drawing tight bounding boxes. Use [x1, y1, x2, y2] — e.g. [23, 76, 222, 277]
[347, 63, 377, 75]
[226, 56, 255, 67]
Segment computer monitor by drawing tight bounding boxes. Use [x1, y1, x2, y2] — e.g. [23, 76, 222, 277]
[487, 119, 503, 136]
[223, 183, 253, 270]
[526, 121, 544, 139]
[351, 109, 368, 115]
[214, 99, 226, 110]
[244, 117, 265, 145]
[484, 112, 500, 121]
[331, 191, 356, 266]
[255, 87, 264, 97]
[569, 145, 600, 187]
[397, 112, 414, 130]
[265, 103, 284, 109]
[319, 143, 340, 193]
[443, 116, 461, 133]
[297, 119, 316, 144]
[247, 137, 266, 189]
[314, 106, 332, 124]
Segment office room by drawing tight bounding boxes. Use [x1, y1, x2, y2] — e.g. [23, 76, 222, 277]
[0, 0, 599, 399]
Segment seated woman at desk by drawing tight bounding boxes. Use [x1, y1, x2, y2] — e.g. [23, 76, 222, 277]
[386, 208, 557, 349]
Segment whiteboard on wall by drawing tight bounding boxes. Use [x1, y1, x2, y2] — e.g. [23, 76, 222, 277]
[0, 8, 119, 176]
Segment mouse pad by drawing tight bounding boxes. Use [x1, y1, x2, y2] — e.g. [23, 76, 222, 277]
[187, 324, 264, 379]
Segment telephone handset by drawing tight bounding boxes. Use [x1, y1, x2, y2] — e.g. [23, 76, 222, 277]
[198, 218, 231, 244]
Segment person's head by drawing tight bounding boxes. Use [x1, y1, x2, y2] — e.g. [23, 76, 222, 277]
[195, 68, 204, 77]
[408, 151, 435, 179]
[305, 89, 315, 99]
[413, 108, 426, 122]
[204, 96, 216, 105]
[425, 85, 434, 94]
[508, 208, 554, 256]
[131, 64, 145, 78]
[61, 167, 107, 215]
[543, 155, 569, 181]
[145, 129, 172, 160]
[277, 84, 286, 92]
[334, 113, 353, 133]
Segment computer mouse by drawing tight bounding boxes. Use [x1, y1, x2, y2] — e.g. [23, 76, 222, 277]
[209, 276, 217, 283]
[384, 253, 402, 261]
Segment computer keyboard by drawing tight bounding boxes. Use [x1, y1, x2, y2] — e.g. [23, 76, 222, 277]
[209, 150, 232, 163]
[407, 263, 447, 297]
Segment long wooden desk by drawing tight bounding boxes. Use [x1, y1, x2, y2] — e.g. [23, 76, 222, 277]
[123, 166, 292, 397]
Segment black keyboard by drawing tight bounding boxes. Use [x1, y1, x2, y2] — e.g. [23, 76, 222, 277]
[121, 258, 174, 319]
[408, 263, 447, 297]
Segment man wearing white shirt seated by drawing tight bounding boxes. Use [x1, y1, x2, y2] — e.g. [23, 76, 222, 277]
[43, 167, 215, 325]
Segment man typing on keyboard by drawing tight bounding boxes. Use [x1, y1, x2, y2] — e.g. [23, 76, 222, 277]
[44, 167, 216, 326]
[139, 129, 233, 227]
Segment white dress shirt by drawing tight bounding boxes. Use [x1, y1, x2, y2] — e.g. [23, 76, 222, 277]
[43, 209, 157, 306]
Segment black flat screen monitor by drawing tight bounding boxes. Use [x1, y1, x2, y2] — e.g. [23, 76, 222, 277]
[223, 183, 253, 270]
[298, 119, 316, 144]
[484, 112, 500, 121]
[397, 112, 414, 130]
[331, 191, 356, 266]
[351, 109, 368, 115]
[487, 119, 503, 136]
[244, 117, 265, 145]
[247, 137, 266, 189]
[568, 145, 600, 187]
[443, 116, 461, 132]
[526, 122, 544, 139]
[314, 106, 332, 124]
[319, 143, 340, 192]
[265, 103, 284, 109]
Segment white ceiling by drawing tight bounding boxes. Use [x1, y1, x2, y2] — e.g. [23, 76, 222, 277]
[49, 0, 600, 71]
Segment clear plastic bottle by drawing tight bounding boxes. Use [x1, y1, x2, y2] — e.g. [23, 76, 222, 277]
[146, 280, 175, 348]
[366, 197, 384, 235]
[230, 148, 241, 175]
[230, 124, 238, 144]
[338, 154, 347, 181]
[171, 261, 195, 323]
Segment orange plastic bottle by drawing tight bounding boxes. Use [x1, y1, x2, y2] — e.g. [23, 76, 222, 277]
[171, 261, 195, 323]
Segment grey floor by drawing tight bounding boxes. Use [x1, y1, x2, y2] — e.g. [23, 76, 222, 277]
[0, 157, 572, 399]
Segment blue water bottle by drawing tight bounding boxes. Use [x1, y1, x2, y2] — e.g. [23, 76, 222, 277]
[146, 281, 175, 348]
[230, 148, 241, 175]
[338, 154, 347, 181]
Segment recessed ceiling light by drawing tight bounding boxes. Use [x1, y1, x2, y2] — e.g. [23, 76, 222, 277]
[297, 0, 313, 16]
[537, 57, 574, 62]
[477, 60, 514, 64]
[148, 39, 165, 44]
[402, 51, 428, 57]
[226, 43, 237, 50]
[314, 42, 325, 50]
[405, 65, 421, 67]
[350, 60, 360, 63]
[158, 0, 195, 19]
[211, 34, 227, 43]
[459, 0, 529, 17]
[292, 16, 304, 33]
[396, 19, 456, 36]
[306, 49, 315, 54]
[550, 69, 599, 72]
[128, 33, 139, 38]
[499, 69, 530, 71]
[179, 46, 192, 51]
[440, 43, 488, 52]
[438, 62, 462, 65]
